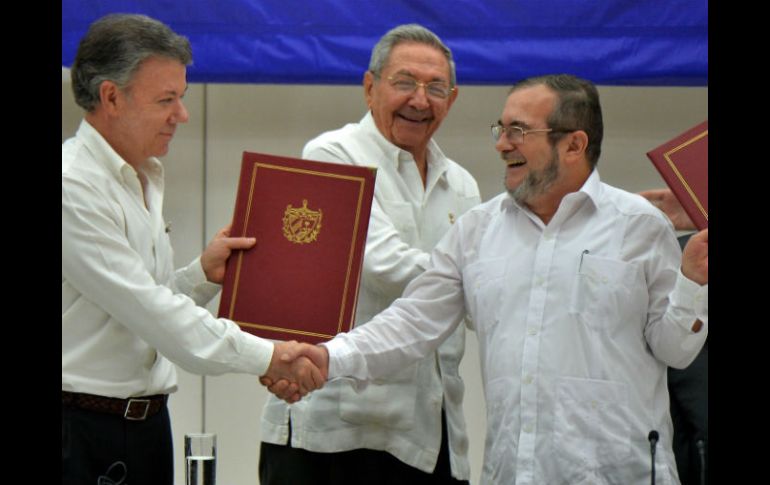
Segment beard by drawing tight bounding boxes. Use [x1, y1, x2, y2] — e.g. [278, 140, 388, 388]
[506, 146, 561, 205]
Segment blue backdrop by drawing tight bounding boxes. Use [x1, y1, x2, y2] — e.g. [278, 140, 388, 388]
[62, 1, 708, 86]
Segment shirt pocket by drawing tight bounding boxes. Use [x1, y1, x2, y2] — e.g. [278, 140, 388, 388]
[379, 199, 418, 241]
[569, 254, 639, 333]
[552, 376, 632, 477]
[337, 364, 419, 430]
[461, 257, 506, 334]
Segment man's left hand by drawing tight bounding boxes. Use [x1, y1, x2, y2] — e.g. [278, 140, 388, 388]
[200, 224, 257, 283]
[682, 228, 708, 285]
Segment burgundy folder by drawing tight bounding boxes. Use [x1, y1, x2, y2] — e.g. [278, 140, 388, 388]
[646, 120, 708, 230]
[218, 151, 376, 344]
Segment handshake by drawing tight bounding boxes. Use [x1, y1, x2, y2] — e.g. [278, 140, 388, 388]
[259, 341, 330, 403]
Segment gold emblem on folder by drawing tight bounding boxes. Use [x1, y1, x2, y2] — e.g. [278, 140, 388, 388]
[283, 199, 323, 244]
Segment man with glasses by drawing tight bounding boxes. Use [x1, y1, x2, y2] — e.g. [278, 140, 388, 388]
[310, 74, 708, 483]
[258, 23, 480, 485]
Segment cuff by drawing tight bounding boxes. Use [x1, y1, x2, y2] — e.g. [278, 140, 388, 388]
[177, 257, 221, 303]
[236, 334, 275, 376]
[670, 269, 709, 331]
[321, 333, 357, 379]
[178, 256, 207, 286]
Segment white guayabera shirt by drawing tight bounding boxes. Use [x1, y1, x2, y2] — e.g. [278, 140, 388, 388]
[260, 112, 481, 479]
[327, 170, 708, 485]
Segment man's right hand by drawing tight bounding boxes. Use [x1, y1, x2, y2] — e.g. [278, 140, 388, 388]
[259, 341, 329, 403]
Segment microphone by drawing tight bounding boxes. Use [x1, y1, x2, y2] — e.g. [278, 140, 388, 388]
[648, 430, 659, 485]
[695, 439, 706, 485]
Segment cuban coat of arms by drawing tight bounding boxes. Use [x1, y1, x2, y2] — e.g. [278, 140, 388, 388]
[282, 199, 323, 244]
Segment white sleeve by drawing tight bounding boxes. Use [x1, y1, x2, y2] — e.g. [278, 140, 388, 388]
[62, 175, 274, 376]
[323, 224, 467, 381]
[641, 222, 708, 369]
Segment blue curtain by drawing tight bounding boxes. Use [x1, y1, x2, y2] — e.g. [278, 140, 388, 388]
[62, 0, 707, 86]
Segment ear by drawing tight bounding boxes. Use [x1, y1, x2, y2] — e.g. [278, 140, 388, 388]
[445, 85, 459, 111]
[98, 80, 122, 116]
[561, 129, 589, 165]
[363, 71, 375, 109]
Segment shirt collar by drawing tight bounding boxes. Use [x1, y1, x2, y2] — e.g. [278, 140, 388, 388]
[575, 168, 602, 207]
[77, 119, 164, 185]
[500, 168, 602, 213]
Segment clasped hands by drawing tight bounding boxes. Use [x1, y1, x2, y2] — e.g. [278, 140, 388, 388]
[260, 341, 330, 403]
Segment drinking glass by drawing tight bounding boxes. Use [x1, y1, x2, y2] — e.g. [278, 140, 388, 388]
[184, 432, 216, 485]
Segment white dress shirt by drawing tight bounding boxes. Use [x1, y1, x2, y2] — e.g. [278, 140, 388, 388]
[62, 120, 274, 398]
[260, 112, 480, 478]
[326, 170, 708, 485]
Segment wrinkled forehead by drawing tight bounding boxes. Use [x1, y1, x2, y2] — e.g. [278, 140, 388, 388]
[382, 43, 451, 80]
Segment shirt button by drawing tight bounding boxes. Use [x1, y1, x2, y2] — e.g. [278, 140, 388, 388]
[527, 327, 537, 336]
[523, 376, 533, 385]
[524, 424, 533, 433]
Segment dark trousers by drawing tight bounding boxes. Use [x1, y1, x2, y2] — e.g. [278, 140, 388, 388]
[62, 404, 174, 485]
[669, 339, 708, 485]
[260, 411, 468, 485]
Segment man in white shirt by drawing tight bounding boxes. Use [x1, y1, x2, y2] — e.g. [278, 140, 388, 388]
[62, 14, 323, 485]
[303, 74, 708, 484]
[259, 24, 480, 485]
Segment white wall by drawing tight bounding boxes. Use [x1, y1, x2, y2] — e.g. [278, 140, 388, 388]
[62, 70, 707, 485]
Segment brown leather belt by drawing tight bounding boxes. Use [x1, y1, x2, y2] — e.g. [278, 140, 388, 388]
[62, 391, 168, 421]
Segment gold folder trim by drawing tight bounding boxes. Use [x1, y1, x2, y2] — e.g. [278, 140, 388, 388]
[227, 161, 368, 337]
[663, 129, 708, 220]
[236, 321, 334, 339]
[227, 165, 260, 319]
[340, 177, 365, 333]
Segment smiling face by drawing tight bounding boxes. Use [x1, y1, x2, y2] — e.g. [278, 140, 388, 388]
[108, 56, 189, 168]
[496, 84, 564, 204]
[364, 42, 457, 162]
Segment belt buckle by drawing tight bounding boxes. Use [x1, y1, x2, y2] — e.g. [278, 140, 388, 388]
[124, 398, 151, 420]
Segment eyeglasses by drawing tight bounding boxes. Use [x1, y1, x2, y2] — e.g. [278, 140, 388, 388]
[491, 123, 572, 144]
[386, 75, 455, 100]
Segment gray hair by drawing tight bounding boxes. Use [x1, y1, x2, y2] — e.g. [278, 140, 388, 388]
[368, 24, 456, 87]
[510, 74, 604, 168]
[71, 13, 192, 112]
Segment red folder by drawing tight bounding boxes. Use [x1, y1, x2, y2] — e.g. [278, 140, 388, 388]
[218, 151, 376, 344]
[646, 120, 708, 230]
